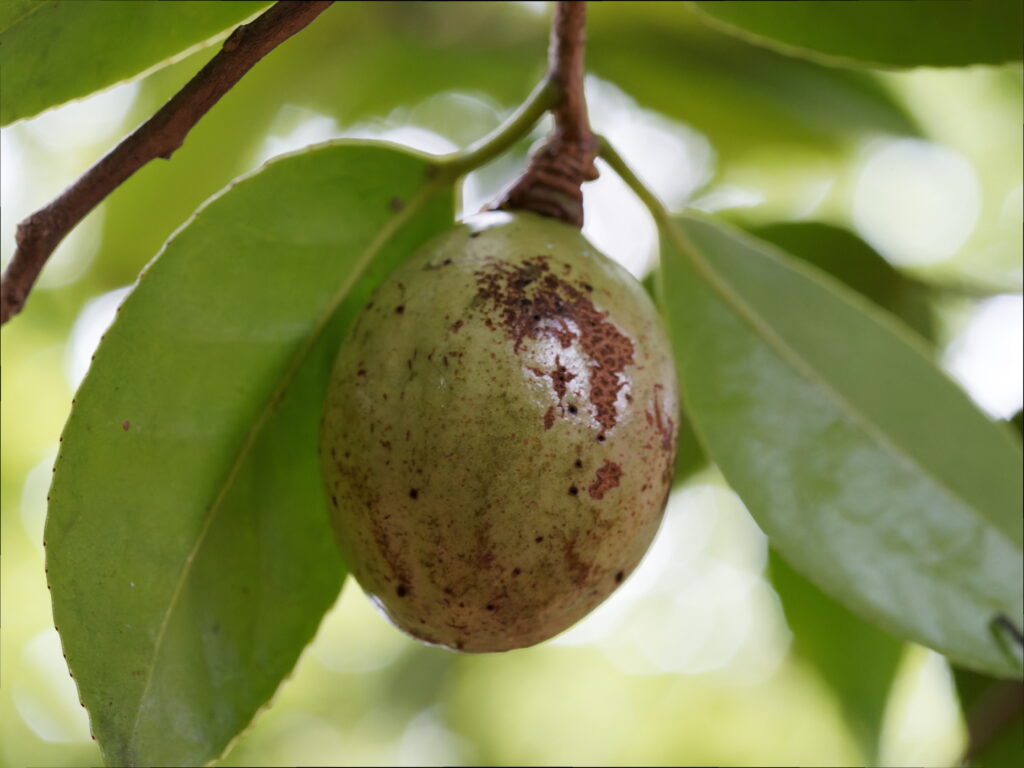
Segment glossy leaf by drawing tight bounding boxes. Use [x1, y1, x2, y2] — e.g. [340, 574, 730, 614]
[588, 2, 919, 165]
[659, 214, 1024, 677]
[769, 549, 902, 762]
[45, 143, 455, 766]
[654, 222, 936, 486]
[690, 0, 1023, 69]
[0, 0, 270, 125]
[748, 223, 935, 344]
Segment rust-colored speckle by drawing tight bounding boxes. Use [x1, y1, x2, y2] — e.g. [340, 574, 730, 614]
[562, 537, 591, 587]
[121, 421, 130, 431]
[474, 256, 634, 432]
[450, 319, 464, 333]
[588, 460, 623, 500]
[543, 406, 555, 430]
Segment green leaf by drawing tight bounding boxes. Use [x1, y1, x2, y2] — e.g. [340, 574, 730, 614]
[652, 222, 936, 486]
[747, 223, 935, 344]
[588, 2, 919, 166]
[46, 143, 455, 766]
[0, 0, 271, 125]
[690, 0, 1023, 69]
[769, 549, 902, 763]
[659, 213, 1024, 677]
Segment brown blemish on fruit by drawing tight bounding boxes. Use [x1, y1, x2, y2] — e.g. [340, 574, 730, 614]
[409, 488, 418, 499]
[647, 383, 675, 452]
[121, 420, 130, 431]
[562, 537, 590, 587]
[543, 406, 556, 430]
[389, 196, 404, 212]
[615, 570, 625, 583]
[588, 460, 623, 500]
[474, 257, 634, 432]
[395, 305, 405, 315]
[451, 319, 464, 333]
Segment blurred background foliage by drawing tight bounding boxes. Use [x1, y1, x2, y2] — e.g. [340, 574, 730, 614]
[1, 2, 1021, 766]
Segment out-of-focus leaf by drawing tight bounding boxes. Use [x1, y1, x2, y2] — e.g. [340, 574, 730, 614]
[769, 549, 902, 763]
[588, 2, 919, 166]
[690, 0, 1023, 69]
[46, 143, 455, 766]
[660, 213, 1024, 677]
[0, 0, 270, 125]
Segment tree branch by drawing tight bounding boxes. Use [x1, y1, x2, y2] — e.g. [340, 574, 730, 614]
[495, 0, 598, 228]
[1, 0, 334, 326]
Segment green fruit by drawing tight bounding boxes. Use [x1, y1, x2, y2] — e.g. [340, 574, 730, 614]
[321, 211, 678, 652]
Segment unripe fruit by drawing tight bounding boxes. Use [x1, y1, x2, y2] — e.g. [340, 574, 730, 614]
[321, 211, 678, 652]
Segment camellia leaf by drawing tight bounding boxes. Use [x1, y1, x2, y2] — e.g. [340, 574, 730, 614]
[0, 0, 271, 125]
[45, 142, 455, 766]
[659, 213, 1023, 677]
[654, 221, 936, 486]
[690, 0, 1023, 69]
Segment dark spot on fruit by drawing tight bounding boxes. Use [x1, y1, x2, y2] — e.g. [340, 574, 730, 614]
[589, 460, 623, 500]
[597, 434, 606, 442]
[543, 406, 556, 430]
[397, 585, 408, 597]
[486, 604, 495, 611]
[395, 305, 405, 314]
[357, 368, 366, 377]
[389, 196, 404, 212]
[456, 640, 465, 649]
[443, 258, 453, 265]
[331, 495, 338, 507]
[409, 488, 419, 499]
[582, 282, 593, 292]
[451, 319, 464, 333]
[469, 231, 481, 238]
[568, 405, 577, 415]
[569, 485, 578, 496]
[574, 459, 583, 468]
[512, 567, 522, 576]
[535, 536, 544, 543]
[615, 570, 625, 583]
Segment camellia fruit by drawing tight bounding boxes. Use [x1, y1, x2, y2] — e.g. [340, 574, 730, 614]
[321, 211, 678, 652]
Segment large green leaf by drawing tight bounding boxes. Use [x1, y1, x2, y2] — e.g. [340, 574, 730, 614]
[690, 0, 1023, 69]
[0, 0, 270, 125]
[588, 2, 919, 166]
[656, 221, 936, 486]
[659, 213, 1023, 677]
[45, 143, 455, 766]
[769, 550, 902, 763]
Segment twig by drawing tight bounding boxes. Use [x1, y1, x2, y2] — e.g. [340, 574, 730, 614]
[0, 0, 334, 326]
[495, 0, 598, 228]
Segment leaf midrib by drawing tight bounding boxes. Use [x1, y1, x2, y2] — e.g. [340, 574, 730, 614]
[666, 217, 1021, 553]
[1, 0, 52, 35]
[124, 176, 445, 755]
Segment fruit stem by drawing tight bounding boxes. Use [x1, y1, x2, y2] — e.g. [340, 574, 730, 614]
[493, 1, 599, 229]
[440, 78, 560, 178]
